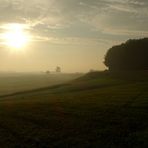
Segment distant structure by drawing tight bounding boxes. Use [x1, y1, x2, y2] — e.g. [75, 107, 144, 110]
[56, 66, 61, 73]
[45, 67, 62, 74]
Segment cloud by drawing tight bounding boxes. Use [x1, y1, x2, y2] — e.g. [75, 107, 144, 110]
[0, 0, 148, 45]
[0, 0, 148, 72]
[81, 0, 148, 36]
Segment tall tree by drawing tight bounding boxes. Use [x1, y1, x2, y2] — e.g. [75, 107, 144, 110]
[104, 38, 148, 71]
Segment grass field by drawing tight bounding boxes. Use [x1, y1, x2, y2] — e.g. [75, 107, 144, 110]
[0, 71, 148, 147]
[0, 73, 82, 95]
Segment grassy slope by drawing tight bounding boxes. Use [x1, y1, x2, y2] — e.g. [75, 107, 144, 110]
[0, 73, 82, 95]
[0, 72, 148, 148]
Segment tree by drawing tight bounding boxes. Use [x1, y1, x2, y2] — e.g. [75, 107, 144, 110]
[56, 66, 61, 73]
[104, 38, 148, 71]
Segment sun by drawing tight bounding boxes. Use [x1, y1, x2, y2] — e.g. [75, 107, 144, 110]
[2, 23, 30, 50]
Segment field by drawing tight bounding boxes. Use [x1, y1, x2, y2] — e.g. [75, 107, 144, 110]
[0, 71, 148, 147]
[0, 73, 82, 95]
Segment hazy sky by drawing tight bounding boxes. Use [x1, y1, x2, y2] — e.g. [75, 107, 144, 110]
[0, 0, 148, 72]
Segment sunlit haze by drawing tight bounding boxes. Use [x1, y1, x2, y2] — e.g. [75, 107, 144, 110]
[2, 23, 30, 50]
[0, 0, 148, 72]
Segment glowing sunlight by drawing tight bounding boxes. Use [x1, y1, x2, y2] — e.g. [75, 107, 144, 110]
[2, 23, 31, 51]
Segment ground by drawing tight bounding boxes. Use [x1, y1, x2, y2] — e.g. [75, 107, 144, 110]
[0, 71, 148, 148]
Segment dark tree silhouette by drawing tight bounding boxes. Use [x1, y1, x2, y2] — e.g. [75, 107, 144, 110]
[104, 38, 148, 71]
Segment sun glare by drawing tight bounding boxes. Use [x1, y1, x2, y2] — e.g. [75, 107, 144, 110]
[2, 23, 30, 50]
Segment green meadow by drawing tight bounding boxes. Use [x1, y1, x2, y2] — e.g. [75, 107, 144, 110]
[0, 71, 148, 147]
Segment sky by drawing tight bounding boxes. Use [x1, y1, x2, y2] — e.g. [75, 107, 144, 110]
[0, 0, 148, 73]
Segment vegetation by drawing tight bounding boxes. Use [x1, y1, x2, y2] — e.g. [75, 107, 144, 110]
[0, 73, 82, 95]
[104, 38, 148, 71]
[0, 71, 148, 147]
